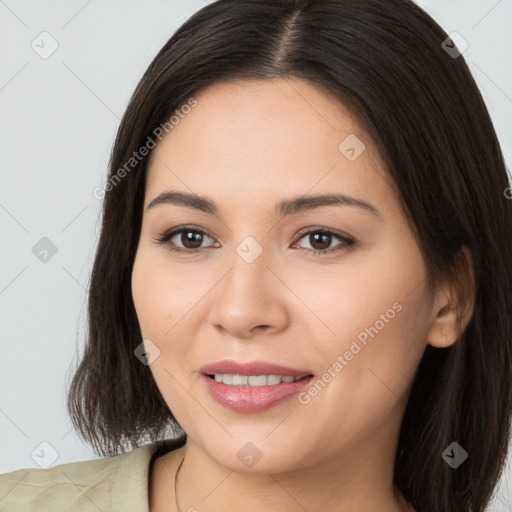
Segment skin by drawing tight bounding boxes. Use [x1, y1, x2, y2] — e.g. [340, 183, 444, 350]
[131, 77, 474, 512]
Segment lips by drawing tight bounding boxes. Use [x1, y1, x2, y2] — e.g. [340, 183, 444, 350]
[200, 359, 313, 379]
[199, 359, 315, 412]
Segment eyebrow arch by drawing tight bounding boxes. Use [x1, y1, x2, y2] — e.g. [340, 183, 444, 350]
[147, 190, 381, 218]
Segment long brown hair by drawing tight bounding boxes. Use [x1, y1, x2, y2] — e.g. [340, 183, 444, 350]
[66, 1, 512, 511]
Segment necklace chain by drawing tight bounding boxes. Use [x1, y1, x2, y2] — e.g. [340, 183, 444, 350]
[174, 454, 185, 512]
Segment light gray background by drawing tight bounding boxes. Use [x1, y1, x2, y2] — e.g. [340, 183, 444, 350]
[1, 0, 511, 510]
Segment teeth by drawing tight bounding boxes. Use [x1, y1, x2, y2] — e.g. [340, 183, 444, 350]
[233, 375, 248, 386]
[267, 375, 282, 385]
[212, 374, 304, 387]
[248, 375, 267, 386]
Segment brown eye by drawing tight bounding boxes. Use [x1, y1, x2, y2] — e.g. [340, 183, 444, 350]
[292, 228, 355, 255]
[307, 232, 332, 251]
[176, 230, 206, 249]
[154, 226, 218, 252]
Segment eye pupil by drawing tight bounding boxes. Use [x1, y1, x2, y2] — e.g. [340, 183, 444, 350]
[310, 232, 331, 250]
[182, 231, 203, 249]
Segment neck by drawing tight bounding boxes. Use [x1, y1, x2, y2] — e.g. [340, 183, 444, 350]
[173, 435, 411, 512]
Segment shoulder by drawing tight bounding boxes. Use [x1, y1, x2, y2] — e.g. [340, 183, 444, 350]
[0, 436, 185, 512]
[0, 454, 123, 512]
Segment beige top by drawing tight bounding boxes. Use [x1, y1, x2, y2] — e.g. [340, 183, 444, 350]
[0, 436, 186, 511]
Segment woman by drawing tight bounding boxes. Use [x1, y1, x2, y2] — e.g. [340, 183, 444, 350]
[1, 0, 510, 511]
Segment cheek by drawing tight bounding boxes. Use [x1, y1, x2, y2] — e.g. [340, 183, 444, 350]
[131, 248, 207, 373]
[290, 240, 430, 403]
[291, 276, 429, 458]
[131, 251, 197, 420]
[290, 244, 426, 350]
[131, 249, 185, 335]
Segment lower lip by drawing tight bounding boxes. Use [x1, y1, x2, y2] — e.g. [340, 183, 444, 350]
[201, 374, 314, 412]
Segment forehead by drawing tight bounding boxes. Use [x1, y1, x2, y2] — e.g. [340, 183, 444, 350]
[144, 78, 395, 216]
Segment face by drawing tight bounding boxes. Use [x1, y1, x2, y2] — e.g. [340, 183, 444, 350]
[131, 78, 436, 474]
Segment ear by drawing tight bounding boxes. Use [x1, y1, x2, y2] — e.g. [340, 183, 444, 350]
[427, 245, 475, 348]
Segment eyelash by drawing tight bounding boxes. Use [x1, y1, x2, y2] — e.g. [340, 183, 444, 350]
[153, 225, 356, 256]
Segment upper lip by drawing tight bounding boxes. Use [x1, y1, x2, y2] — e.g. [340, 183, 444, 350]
[200, 359, 313, 378]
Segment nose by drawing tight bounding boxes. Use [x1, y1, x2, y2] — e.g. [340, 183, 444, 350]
[206, 240, 290, 340]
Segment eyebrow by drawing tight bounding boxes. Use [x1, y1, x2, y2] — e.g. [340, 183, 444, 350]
[147, 190, 381, 218]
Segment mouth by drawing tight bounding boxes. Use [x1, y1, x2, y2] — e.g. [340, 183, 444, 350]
[199, 360, 315, 412]
[200, 359, 314, 380]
